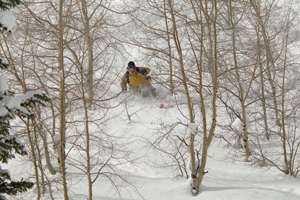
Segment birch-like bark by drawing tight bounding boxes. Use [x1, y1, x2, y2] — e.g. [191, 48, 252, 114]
[81, 0, 94, 106]
[163, 0, 174, 95]
[228, 1, 251, 161]
[250, 0, 281, 127]
[192, 0, 218, 193]
[26, 118, 41, 199]
[167, 0, 196, 193]
[250, 0, 289, 173]
[167, 0, 219, 195]
[80, 2, 92, 198]
[58, 0, 68, 199]
[184, 0, 219, 195]
[256, 29, 271, 140]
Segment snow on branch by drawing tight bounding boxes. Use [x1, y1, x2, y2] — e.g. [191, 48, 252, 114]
[0, 10, 15, 33]
[0, 89, 50, 118]
[231, 118, 243, 133]
[188, 123, 198, 134]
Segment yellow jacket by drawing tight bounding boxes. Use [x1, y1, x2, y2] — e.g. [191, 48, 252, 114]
[120, 67, 151, 91]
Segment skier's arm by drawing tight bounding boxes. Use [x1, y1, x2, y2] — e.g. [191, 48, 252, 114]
[120, 72, 128, 91]
[137, 67, 151, 75]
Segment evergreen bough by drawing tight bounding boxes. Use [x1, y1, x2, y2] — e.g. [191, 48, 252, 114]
[0, 1, 50, 199]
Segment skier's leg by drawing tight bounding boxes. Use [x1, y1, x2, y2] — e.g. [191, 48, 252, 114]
[150, 85, 157, 97]
[141, 85, 149, 97]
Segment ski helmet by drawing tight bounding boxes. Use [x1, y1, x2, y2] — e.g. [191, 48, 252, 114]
[127, 61, 136, 71]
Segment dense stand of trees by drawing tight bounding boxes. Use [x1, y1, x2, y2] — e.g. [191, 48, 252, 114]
[0, 0, 299, 199]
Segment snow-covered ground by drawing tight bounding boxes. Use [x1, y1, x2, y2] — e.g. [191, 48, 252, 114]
[5, 88, 300, 200]
[95, 92, 300, 200]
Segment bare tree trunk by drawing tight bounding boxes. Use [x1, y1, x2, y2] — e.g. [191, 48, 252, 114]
[167, 0, 194, 121]
[279, 13, 291, 175]
[250, 0, 281, 127]
[228, 0, 251, 161]
[192, 0, 218, 194]
[166, 0, 219, 195]
[167, 0, 197, 194]
[80, 10, 93, 197]
[163, 0, 174, 95]
[58, 0, 68, 198]
[256, 30, 271, 140]
[83, 88, 92, 200]
[26, 118, 41, 199]
[39, 129, 57, 175]
[77, 1, 93, 193]
[32, 120, 47, 196]
[81, 0, 94, 106]
[250, 0, 290, 173]
[33, 107, 57, 175]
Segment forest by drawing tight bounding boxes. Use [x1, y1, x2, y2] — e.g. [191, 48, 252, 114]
[0, 0, 300, 199]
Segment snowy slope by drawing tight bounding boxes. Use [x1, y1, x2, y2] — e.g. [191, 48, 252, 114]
[4, 88, 300, 200]
[77, 90, 300, 200]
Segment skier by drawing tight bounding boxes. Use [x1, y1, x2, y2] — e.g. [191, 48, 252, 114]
[120, 61, 157, 97]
